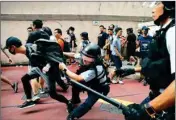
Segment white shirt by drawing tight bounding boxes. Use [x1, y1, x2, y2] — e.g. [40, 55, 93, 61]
[162, 19, 175, 74]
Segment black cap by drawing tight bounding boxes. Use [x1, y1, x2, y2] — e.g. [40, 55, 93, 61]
[142, 26, 149, 30]
[80, 32, 88, 39]
[5, 36, 22, 49]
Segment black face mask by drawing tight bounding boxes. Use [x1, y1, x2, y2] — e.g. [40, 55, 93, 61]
[9, 49, 16, 55]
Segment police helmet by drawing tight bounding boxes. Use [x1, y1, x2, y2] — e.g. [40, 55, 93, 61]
[81, 43, 101, 59]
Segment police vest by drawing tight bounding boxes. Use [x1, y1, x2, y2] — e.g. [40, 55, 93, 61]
[141, 20, 175, 90]
[76, 63, 107, 91]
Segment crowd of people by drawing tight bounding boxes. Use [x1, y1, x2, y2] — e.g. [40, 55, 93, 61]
[1, 1, 175, 120]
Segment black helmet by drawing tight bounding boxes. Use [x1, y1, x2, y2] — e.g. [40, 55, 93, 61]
[154, 1, 175, 26]
[81, 43, 101, 58]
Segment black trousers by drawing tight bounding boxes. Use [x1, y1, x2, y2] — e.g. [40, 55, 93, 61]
[21, 66, 69, 104]
[127, 42, 136, 60]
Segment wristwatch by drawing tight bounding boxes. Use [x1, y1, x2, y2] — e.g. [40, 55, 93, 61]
[144, 103, 156, 118]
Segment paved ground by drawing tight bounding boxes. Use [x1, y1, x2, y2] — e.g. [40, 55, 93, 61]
[1, 63, 149, 120]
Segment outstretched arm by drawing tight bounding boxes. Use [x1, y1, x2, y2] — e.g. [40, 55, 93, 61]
[63, 52, 76, 58]
[149, 80, 175, 112]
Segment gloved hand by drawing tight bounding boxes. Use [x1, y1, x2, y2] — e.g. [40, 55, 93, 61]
[122, 103, 151, 120]
[67, 114, 75, 120]
[116, 68, 135, 77]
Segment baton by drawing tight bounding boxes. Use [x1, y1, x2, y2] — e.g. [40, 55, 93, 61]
[59, 68, 130, 112]
[34, 67, 130, 112]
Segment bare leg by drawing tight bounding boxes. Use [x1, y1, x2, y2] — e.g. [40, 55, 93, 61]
[39, 77, 45, 89]
[30, 78, 40, 95]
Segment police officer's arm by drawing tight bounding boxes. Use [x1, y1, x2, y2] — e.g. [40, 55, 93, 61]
[63, 52, 76, 58]
[149, 80, 175, 112]
[59, 63, 84, 82]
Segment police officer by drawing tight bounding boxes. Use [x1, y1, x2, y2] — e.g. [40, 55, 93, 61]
[59, 43, 110, 120]
[120, 1, 175, 120]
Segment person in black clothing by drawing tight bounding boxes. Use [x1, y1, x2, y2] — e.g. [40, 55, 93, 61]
[67, 26, 77, 52]
[126, 28, 136, 63]
[26, 19, 50, 44]
[4, 36, 73, 112]
[98, 25, 108, 57]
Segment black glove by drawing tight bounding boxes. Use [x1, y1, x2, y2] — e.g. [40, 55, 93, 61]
[67, 113, 75, 120]
[116, 68, 135, 77]
[122, 103, 151, 120]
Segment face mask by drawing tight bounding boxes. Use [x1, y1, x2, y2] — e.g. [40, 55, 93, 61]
[69, 30, 73, 34]
[9, 49, 16, 55]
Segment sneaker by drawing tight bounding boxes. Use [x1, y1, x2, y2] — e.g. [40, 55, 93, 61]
[118, 80, 124, 84]
[111, 76, 118, 84]
[111, 79, 118, 84]
[12, 82, 18, 93]
[32, 94, 40, 102]
[143, 81, 148, 86]
[39, 88, 48, 94]
[67, 101, 74, 113]
[39, 88, 45, 94]
[18, 101, 35, 109]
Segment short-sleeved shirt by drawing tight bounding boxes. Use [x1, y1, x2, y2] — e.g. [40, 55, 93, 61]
[111, 36, 121, 56]
[26, 29, 50, 44]
[164, 20, 175, 74]
[138, 35, 153, 58]
[98, 32, 108, 48]
[57, 38, 64, 51]
[80, 65, 106, 83]
[108, 35, 114, 51]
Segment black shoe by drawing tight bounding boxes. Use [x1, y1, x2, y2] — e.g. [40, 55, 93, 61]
[17, 101, 35, 109]
[70, 98, 81, 104]
[12, 82, 18, 93]
[67, 114, 75, 120]
[143, 81, 148, 86]
[67, 101, 74, 113]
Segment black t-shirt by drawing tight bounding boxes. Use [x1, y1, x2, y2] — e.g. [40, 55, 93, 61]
[25, 44, 46, 68]
[127, 33, 136, 43]
[98, 32, 108, 48]
[26, 30, 50, 44]
[69, 33, 77, 48]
